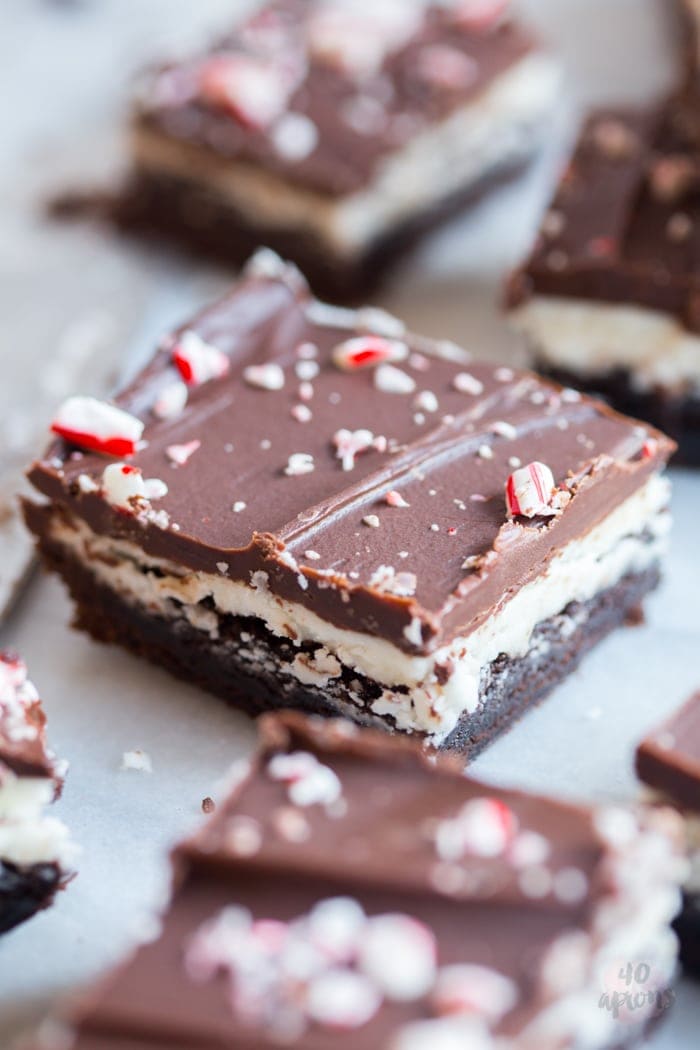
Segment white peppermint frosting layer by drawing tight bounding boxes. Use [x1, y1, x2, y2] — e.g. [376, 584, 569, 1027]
[0, 773, 75, 867]
[133, 52, 560, 259]
[47, 474, 669, 745]
[511, 296, 700, 395]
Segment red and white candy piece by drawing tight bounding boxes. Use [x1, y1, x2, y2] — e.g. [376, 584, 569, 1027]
[449, 0, 510, 32]
[267, 750, 342, 808]
[435, 797, 518, 861]
[357, 914, 437, 1001]
[51, 397, 144, 457]
[332, 336, 408, 372]
[505, 461, 558, 519]
[166, 440, 201, 467]
[172, 331, 230, 387]
[305, 970, 381, 1030]
[433, 964, 518, 1021]
[199, 53, 291, 130]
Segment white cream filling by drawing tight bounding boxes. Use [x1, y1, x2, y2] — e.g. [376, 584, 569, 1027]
[0, 774, 75, 867]
[511, 297, 700, 395]
[133, 52, 560, 258]
[46, 474, 668, 745]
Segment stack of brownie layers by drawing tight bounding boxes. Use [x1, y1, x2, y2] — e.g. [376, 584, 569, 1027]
[25, 252, 675, 760]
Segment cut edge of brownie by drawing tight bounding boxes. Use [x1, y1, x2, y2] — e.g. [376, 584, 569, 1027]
[26, 500, 661, 760]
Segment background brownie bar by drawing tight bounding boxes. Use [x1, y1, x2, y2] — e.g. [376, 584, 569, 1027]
[637, 692, 700, 973]
[507, 101, 700, 464]
[25, 252, 674, 758]
[0, 653, 74, 934]
[34, 713, 684, 1050]
[119, 0, 560, 300]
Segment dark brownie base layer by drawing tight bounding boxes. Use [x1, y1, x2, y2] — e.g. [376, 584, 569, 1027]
[675, 892, 700, 976]
[27, 510, 660, 759]
[536, 363, 700, 467]
[80, 158, 528, 303]
[0, 859, 63, 935]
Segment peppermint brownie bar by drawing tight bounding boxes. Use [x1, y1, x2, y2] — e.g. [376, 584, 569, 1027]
[637, 692, 700, 973]
[30, 713, 684, 1050]
[506, 102, 700, 464]
[25, 252, 674, 758]
[0, 653, 74, 934]
[119, 0, 560, 299]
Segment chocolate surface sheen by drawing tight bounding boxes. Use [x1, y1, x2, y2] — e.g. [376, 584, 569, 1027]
[27, 255, 672, 657]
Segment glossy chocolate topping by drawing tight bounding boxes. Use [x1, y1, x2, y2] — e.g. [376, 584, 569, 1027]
[27, 256, 673, 655]
[133, 0, 538, 197]
[61, 714, 629, 1048]
[507, 100, 700, 332]
[636, 692, 700, 813]
[0, 653, 58, 781]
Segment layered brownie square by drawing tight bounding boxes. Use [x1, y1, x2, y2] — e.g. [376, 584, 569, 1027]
[637, 692, 700, 973]
[34, 713, 685, 1050]
[507, 102, 700, 464]
[25, 252, 674, 758]
[0, 652, 74, 934]
[121, 0, 560, 299]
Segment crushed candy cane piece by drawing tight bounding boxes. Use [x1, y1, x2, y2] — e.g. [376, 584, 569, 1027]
[433, 964, 517, 1020]
[268, 751, 342, 808]
[435, 797, 518, 861]
[505, 461, 558, 518]
[172, 331, 230, 386]
[375, 364, 416, 395]
[120, 749, 152, 773]
[285, 452, 315, 476]
[452, 373, 484, 396]
[385, 490, 410, 508]
[51, 397, 144, 457]
[333, 428, 375, 471]
[244, 362, 285, 390]
[358, 914, 436, 1001]
[166, 439, 201, 466]
[332, 335, 408, 372]
[199, 53, 295, 130]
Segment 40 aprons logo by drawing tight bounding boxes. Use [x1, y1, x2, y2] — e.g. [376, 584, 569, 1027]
[599, 961, 675, 1022]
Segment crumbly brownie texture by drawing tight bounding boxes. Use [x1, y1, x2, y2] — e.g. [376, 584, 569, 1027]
[507, 103, 700, 464]
[25, 252, 674, 755]
[636, 691, 700, 974]
[120, 0, 559, 298]
[0, 653, 74, 933]
[34, 713, 685, 1050]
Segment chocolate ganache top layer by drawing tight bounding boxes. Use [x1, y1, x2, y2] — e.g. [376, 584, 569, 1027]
[61, 713, 661, 1048]
[27, 253, 673, 656]
[507, 99, 700, 332]
[637, 692, 700, 814]
[133, 0, 539, 197]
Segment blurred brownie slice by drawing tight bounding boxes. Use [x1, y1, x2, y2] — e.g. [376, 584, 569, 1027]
[25, 252, 674, 758]
[637, 691, 700, 972]
[0, 652, 75, 934]
[507, 101, 700, 464]
[120, 0, 560, 299]
[32, 713, 685, 1050]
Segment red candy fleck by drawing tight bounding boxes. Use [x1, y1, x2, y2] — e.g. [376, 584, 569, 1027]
[332, 336, 408, 372]
[641, 438, 659, 460]
[505, 461, 558, 519]
[51, 396, 144, 457]
[199, 54, 291, 130]
[172, 331, 230, 387]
